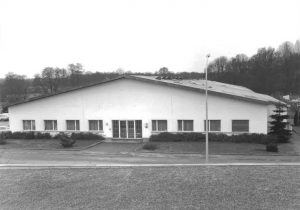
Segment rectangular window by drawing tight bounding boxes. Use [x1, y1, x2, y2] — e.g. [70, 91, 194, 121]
[23, 120, 35, 131]
[178, 120, 193, 131]
[66, 120, 80, 131]
[89, 120, 103, 131]
[135, 120, 142, 138]
[44, 120, 57, 130]
[204, 120, 221, 132]
[112, 120, 119, 138]
[152, 120, 167, 131]
[232, 120, 249, 132]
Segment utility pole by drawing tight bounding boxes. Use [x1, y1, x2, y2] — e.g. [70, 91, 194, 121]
[205, 54, 210, 162]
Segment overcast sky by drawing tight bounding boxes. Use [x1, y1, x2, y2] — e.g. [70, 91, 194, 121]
[0, 0, 299, 78]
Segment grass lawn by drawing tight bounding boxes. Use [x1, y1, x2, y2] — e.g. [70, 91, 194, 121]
[140, 142, 265, 154]
[0, 166, 299, 210]
[0, 139, 101, 150]
[140, 140, 300, 155]
[87, 142, 142, 153]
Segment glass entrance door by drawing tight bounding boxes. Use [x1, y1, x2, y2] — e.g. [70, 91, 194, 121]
[127, 120, 135, 138]
[120, 121, 127, 138]
[112, 120, 142, 139]
[135, 120, 142, 138]
[112, 120, 119, 138]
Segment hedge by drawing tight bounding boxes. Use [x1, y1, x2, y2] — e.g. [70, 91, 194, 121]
[149, 132, 269, 144]
[69, 132, 105, 140]
[3, 131, 104, 140]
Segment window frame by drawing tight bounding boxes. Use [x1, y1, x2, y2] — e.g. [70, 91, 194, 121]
[152, 120, 168, 132]
[178, 120, 194, 132]
[66, 120, 80, 131]
[232, 120, 249, 132]
[204, 120, 221, 132]
[89, 120, 103, 131]
[23, 120, 36, 131]
[44, 120, 57, 131]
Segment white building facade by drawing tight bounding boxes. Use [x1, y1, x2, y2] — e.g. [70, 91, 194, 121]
[8, 76, 280, 139]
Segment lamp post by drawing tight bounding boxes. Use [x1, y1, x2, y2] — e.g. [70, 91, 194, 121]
[205, 54, 210, 162]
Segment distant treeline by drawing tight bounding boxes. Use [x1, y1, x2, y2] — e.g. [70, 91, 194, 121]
[0, 64, 204, 107]
[0, 40, 299, 109]
[207, 40, 300, 96]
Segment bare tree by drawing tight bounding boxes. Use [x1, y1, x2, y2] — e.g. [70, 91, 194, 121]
[277, 41, 294, 57]
[2, 72, 29, 103]
[157, 67, 170, 75]
[294, 40, 300, 54]
[68, 63, 84, 86]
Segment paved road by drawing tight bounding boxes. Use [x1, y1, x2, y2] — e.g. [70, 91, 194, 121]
[1, 148, 300, 167]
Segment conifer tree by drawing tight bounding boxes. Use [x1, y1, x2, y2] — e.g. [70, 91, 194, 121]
[269, 103, 292, 143]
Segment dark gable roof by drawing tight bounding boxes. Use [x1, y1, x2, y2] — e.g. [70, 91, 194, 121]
[8, 75, 280, 108]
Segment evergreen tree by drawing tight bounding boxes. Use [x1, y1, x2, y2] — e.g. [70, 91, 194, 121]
[294, 111, 299, 126]
[269, 103, 292, 143]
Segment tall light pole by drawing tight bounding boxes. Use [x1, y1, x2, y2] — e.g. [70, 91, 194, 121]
[205, 54, 210, 162]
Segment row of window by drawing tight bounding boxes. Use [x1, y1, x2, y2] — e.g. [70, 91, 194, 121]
[23, 120, 103, 131]
[150, 120, 248, 132]
[22, 119, 249, 132]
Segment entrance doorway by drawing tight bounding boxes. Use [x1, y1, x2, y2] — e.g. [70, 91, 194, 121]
[112, 120, 142, 139]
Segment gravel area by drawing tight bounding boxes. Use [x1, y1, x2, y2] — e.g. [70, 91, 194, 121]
[0, 166, 299, 210]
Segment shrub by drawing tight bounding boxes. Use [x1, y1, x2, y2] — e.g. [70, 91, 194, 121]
[58, 133, 76, 148]
[149, 132, 268, 144]
[269, 103, 292, 143]
[35, 132, 51, 139]
[9, 131, 35, 139]
[266, 143, 278, 152]
[8, 131, 24, 139]
[0, 132, 6, 145]
[142, 143, 158, 151]
[227, 134, 269, 144]
[7, 131, 51, 139]
[70, 132, 104, 140]
[1, 131, 12, 139]
[23, 132, 35, 139]
[150, 132, 205, 142]
[5, 131, 104, 140]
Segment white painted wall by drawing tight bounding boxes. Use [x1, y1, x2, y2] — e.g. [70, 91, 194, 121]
[9, 78, 270, 137]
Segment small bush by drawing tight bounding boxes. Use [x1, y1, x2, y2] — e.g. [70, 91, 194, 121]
[227, 134, 269, 144]
[150, 132, 205, 142]
[35, 132, 51, 139]
[1, 131, 12, 139]
[6, 131, 104, 140]
[7, 131, 51, 139]
[58, 133, 76, 148]
[266, 143, 278, 152]
[70, 132, 104, 140]
[10, 131, 35, 139]
[0, 132, 6, 145]
[149, 132, 268, 144]
[25, 132, 36, 139]
[142, 143, 158, 151]
[8, 131, 25, 139]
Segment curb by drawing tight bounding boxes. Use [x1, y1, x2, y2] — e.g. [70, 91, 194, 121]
[1, 162, 300, 169]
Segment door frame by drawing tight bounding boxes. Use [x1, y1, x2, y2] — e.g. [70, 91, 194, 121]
[112, 120, 142, 139]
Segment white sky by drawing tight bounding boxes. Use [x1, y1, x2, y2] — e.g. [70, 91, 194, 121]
[0, 0, 299, 78]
